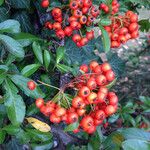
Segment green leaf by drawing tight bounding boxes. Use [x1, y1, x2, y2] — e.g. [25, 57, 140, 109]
[26, 129, 52, 142]
[0, 19, 21, 33]
[98, 24, 111, 53]
[56, 63, 73, 73]
[7, 0, 30, 9]
[121, 128, 150, 141]
[32, 42, 43, 64]
[64, 122, 79, 132]
[0, 73, 6, 84]
[0, 65, 8, 74]
[13, 11, 33, 33]
[56, 46, 65, 64]
[106, 78, 117, 89]
[10, 75, 45, 99]
[0, 7, 10, 23]
[139, 19, 150, 32]
[103, 132, 125, 150]
[0, 0, 4, 6]
[100, 18, 112, 26]
[31, 141, 53, 150]
[4, 79, 26, 125]
[107, 52, 125, 77]
[13, 32, 41, 47]
[65, 38, 99, 65]
[3, 125, 20, 135]
[0, 130, 6, 144]
[21, 64, 41, 77]
[122, 139, 150, 150]
[0, 34, 24, 58]
[44, 50, 51, 70]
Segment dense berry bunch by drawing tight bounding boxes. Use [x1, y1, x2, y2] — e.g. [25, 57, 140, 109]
[43, 0, 100, 47]
[33, 61, 118, 134]
[100, 0, 120, 15]
[104, 11, 139, 48]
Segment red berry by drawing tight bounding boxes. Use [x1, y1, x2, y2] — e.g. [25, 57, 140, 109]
[87, 92, 97, 104]
[56, 29, 65, 39]
[105, 105, 116, 116]
[77, 108, 86, 116]
[80, 116, 94, 130]
[72, 96, 85, 109]
[89, 61, 99, 71]
[35, 98, 44, 109]
[105, 70, 115, 82]
[93, 65, 102, 74]
[80, 64, 88, 73]
[101, 62, 111, 72]
[80, 37, 88, 46]
[50, 113, 61, 123]
[86, 30, 94, 40]
[129, 23, 138, 32]
[95, 110, 106, 121]
[55, 107, 66, 117]
[80, 15, 87, 24]
[27, 80, 36, 90]
[52, 8, 62, 19]
[67, 112, 79, 123]
[78, 86, 90, 98]
[96, 75, 107, 86]
[53, 22, 61, 31]
[130, 14, 138, 23]
[70, 1, 79, 10]
[109, 95, 118, 105]
[72, 34, 82, 43]
[64, 26, 73, 36]
[41, 0, 49, 8]
[87, 78, 97, 90]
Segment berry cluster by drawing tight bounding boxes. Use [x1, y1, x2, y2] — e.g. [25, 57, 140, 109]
[104, 11, 139, 48]
[100, 0, 120, 15]
[32, 61, 118, 134]
[44, 0, 100, 47]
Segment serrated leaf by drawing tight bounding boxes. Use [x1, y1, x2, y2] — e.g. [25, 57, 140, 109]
[64, 122, 79, 132]
[56, 46, 65, 64]
[0, 34, 24, 58]
[10, 75, 45, 99]
[98, 24, 111, 52]
[32, 42, 43, 64]
[44, 50, 51, 70]
[0, 19, 21, 33]
[0, 7, 10, 23]
[13, 11, 33, 33]
[13, 32, 41, 47]
[26, 117, 51, 133]
[7, 0, 30, 9]
[107, 52, 125, 77]
[4, 79, 26, 125]
[65, 38, 99, 65]
[21, 64, 41, 77]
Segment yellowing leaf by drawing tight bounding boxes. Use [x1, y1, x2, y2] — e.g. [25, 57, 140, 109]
[26, 117, 51, 133]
